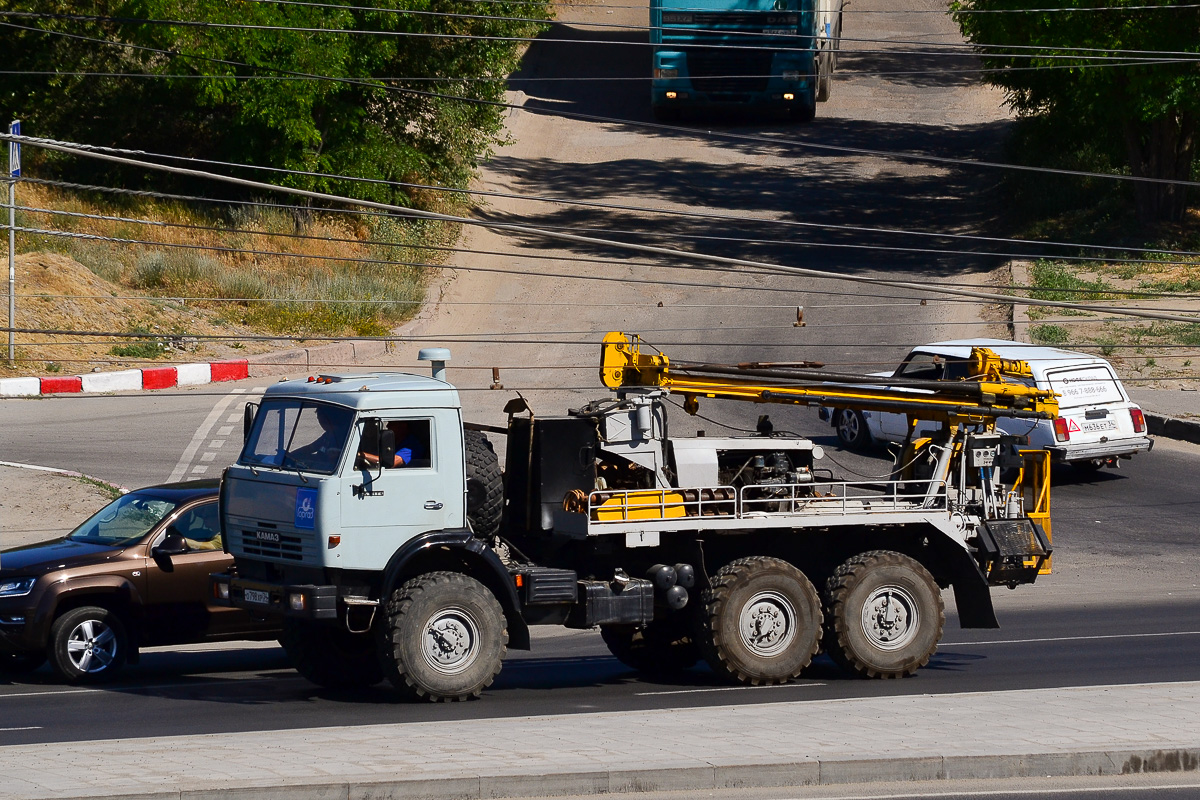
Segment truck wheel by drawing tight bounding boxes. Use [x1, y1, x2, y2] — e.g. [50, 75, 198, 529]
[281, 619, 383, 689]
[600, 619, 701, 675]
[700, 557, 822, 685]
[835, 409, 871, 451]
[378, 572, 507, 702]
[47, 606, 129, 683]
[465, 430, 503, 539]
[0, 651, 46, 675]
[823, 550, 944, 679]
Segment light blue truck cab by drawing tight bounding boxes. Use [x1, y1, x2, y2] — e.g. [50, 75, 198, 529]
[650, 0, 842, 120]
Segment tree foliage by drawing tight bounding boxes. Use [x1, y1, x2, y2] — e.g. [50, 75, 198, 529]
[0, 0, 549, 205]
[952, 0, 1200, 223]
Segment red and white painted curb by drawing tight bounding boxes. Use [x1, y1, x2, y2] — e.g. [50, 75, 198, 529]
[0, 359, 249, 397]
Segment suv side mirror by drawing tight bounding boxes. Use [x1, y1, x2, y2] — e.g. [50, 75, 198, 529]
[243, 402, 258, 442]
[152, 531, 189, 572]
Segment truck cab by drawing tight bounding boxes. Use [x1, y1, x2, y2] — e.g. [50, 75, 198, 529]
[221, 371, 467, 607]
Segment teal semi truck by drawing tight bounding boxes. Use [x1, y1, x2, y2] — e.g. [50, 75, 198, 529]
[650, 0, 844, 121]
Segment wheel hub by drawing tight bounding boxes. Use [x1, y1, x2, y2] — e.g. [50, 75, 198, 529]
[738, 591, 797, 657]
[66, 619, 115, 673]
[860, 586, 919, 651]
[422, 607, 479, 675]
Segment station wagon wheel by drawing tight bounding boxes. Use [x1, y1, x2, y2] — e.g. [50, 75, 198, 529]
[47, 606, 129, 683]
[835, 409, 871, 451]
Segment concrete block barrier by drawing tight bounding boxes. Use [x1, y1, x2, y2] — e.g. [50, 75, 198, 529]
[0, 376, 40, 396]
[81, 368, 143, 393]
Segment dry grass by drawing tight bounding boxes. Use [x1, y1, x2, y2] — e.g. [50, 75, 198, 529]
[3, 183, 461, 376]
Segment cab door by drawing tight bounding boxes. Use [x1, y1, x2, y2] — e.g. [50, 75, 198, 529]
[337, 412, 464, 571]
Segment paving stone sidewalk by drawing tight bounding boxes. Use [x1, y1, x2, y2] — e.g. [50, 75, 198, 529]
[2, 681, 1198, 800]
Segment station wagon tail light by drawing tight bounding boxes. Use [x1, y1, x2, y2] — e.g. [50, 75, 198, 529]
[1130, 408, 1146, 433]
[1053, 417, 1070, 442]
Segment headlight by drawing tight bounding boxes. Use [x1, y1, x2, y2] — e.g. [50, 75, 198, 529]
[0, 578, 36, 597]
[655, 68, 679, 79]
[782, 70, 802, 81]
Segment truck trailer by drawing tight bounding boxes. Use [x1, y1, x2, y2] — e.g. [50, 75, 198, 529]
[214, 332, 1057, 701]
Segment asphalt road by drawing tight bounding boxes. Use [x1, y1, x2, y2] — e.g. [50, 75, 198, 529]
[1, 0, 1198, 771]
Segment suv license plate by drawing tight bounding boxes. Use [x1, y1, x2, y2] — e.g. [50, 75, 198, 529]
[244, 589, 270, 605]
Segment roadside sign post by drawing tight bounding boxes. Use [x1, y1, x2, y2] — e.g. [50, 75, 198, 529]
[7, 120, 18, 366]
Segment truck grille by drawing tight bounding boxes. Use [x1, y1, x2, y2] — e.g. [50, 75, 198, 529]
[685, 48, 773, 95]
[234, 528, 313, 562]
[665, 12, 797, 27]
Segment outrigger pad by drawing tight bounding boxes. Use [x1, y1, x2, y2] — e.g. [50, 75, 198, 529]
[978, 518, 1052, 586]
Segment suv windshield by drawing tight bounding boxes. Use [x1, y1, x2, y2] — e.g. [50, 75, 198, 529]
[241, 399, 354, 475]
[67, 493, 178, 546]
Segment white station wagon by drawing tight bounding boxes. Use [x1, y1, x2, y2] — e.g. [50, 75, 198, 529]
[820, 339, 1153, 470]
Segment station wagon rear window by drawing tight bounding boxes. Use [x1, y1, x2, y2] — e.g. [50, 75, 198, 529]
[1046, 365, 1124, 407]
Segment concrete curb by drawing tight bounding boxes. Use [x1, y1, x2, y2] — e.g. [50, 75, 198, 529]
[1145, 411, 1200, 445]
[0, 460, 130, 494]
[30, 747, 1200, 800]
[0, 359, 249, 397]
[0, 339, 396, 396]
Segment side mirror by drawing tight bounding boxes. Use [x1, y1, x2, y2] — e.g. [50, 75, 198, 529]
[243, 402, 258, 442]
[379, 429, 396, 469]
[152, 530, 189, 572]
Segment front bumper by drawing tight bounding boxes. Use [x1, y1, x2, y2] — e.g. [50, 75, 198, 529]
[1047, 436, 1153, 463]
[211, 573, 338, 621]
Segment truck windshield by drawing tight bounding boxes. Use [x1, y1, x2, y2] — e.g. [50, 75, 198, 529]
[242, 400, 354, 475]
[67, 493, 178, 546]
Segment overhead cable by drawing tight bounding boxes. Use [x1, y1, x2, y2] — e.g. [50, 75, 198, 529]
[7, 134, 1199, 325]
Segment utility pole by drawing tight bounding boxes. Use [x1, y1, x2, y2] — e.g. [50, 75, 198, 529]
[7, 120, 19, 366]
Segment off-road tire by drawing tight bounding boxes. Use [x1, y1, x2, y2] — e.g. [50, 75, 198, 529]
[465, 430, 503, 539]
[601, 618, 701, 675]
[378, 572, 507, 702]
[823, 550, 944, 679]
[699, 557, 822, 685]
[0, 651, 46, 675]
[47, 605, 129, 683]
[281, 619, 383, 689]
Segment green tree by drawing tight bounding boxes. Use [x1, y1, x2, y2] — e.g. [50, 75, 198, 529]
[0, 0, 548, 205]
[952, 0, 1200, 223]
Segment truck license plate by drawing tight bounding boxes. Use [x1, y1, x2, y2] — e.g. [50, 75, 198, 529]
[1081, 419, 1117, 432]
[244, 589, 270, 605]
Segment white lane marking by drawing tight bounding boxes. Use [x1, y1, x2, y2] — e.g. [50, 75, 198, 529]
[796, 781, 1200, 799]
[217, 426, 234, 436]
[200, 453, 216, 462]
[190, 466, 208, 474]
[636, 682, 825, 697]
[208, 440, 225, 448]
[0, 689, 93, 700]
[0, 726, 43, 731]
[943, 630, 1200, 647]
[168, 389, 247, 482]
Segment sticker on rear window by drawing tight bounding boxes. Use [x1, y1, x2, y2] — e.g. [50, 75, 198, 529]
[1048, 366, 1123, 406]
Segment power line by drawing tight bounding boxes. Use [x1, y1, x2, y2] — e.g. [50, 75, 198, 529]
[6, 21, 1199, 191]
[27, 140, 1200, 265]
[9, 135, 1199, 325]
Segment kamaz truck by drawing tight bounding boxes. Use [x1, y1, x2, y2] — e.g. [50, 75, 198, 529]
[650, 0, 844, 121]
[213, 333, 1057, 701]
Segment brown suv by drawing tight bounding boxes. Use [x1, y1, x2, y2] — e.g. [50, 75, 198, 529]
[0, 480, 277, 682]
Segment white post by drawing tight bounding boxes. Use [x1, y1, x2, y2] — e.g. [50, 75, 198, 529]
[7, 120, 18, 366]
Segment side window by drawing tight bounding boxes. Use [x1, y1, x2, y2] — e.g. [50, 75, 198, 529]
[898, 353, 945, 380]
[169, 502, 222, 551]
[384, 419, 433, 469]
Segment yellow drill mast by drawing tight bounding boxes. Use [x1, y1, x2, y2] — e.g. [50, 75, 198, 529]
[599, 331, 1059, 426]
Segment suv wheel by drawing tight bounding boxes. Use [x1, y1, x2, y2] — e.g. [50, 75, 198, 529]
[48, 606, 129, 683]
